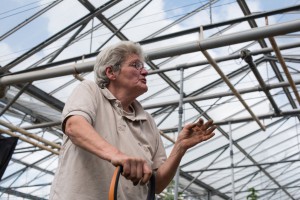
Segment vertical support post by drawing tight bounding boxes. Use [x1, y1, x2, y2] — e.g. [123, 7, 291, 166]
[174, 67, 184, 200]
[229, 121, 235, 200]
[208, 190, 211, 200]
[90, 18, 94, 53]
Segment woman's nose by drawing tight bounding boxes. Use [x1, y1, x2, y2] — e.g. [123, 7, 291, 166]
[141, 67, 148, 76]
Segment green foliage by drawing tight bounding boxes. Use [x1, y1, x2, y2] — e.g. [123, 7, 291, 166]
[162, 180, 184, 200]
[246, 187, 258, 200]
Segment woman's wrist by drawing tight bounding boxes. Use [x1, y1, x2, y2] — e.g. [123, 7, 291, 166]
[170, 140, 187, 158]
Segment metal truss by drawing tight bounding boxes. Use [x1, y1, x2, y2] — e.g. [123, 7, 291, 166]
[1, 1, 300, 199]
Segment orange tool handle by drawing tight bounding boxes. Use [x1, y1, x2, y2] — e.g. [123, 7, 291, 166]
[109, 166, 155, 200]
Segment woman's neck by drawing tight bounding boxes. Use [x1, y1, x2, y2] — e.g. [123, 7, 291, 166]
[107, 85, 135, 112]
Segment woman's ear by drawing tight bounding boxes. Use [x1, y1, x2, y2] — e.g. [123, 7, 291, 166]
[105, 66, 116, 80]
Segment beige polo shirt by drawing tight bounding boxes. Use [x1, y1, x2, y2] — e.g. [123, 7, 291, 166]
[50, 80, 166, 200]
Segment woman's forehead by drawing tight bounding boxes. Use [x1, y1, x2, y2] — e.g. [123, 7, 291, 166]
[124, 53, 143, 62]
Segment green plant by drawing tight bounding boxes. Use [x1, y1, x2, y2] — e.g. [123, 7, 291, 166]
[162, 180, 184, 200]
[247, 187, 258, 200]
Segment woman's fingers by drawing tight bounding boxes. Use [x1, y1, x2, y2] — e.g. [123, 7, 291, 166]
[200, 119, 213, 130]
[122, 160, 131, 179]
[206, 124, 217, 134]
[120, 157, 151, 186]
[131, 159, 143, 185]
[140, 162, 152, 185]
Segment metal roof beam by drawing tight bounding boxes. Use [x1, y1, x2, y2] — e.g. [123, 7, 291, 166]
[1, 0, 120, 72]
[161, 108, 300, 133]
[236, 0, 298, 116]
[201, 49, 266, 130]
[7, 4, 299, 74]
[179, 170, 229, 199]
[96, 0, 152, 51]
[1, 154, 54, 184]
[0, 186, 47, 200]
[217, 142, 299, 192]
[186, 159, 300, 173]
[48, 22, 89, 64]
[146, 19, 300, 59]
[3, 22, 300, 86]
[139, 3, 300, 45]
[143, 0, 220, 40]
[78, 0, 128, 41]
[180, 117, 287, 168]
[141, 23, 241, 103]
[10, 38, 298, 79]
[241, 49, 281, 114]
[143, 79, 300, 110]
[24, 0, 145, 70]
[265, 55, 300, 64]
[0, 94, 54, 122]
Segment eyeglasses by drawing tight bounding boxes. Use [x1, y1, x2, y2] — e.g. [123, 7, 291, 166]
[128, 61, 145, 71]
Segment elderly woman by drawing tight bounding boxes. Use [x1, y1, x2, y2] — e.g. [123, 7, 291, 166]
[50, 41, 216, 200]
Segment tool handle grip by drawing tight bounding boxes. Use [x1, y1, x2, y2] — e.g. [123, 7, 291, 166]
[108, 166, 155, 200]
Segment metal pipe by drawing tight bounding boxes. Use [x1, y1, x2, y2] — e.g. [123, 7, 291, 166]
[186, 159, 300, 173]
[6, 4, 297, 74]
[229, 122, 235, 200]
[174, 67, 184, 200]
[139, 4, 300, 45]
[201, 50, 266, 131]
[0, 61, 94, 85]
[147, 40, 300, 75]
[0, 119, 61, 149]
[160, 109, 300, 133]
[215, 109, 300, 125]
[240, 49, 281, 114]
[21, 121, 61, 130]
[7, 40, 300, 79]
[0, 128, 59, 155]
[143, 79, 300, 110]
[146, 19, 300, 60]
[1, 39, 300, 86]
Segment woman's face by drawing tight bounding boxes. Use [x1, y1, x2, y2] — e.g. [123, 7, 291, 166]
[114, 54, 148, 97]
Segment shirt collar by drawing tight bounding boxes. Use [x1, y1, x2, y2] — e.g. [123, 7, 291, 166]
[100, 87, 147, 121]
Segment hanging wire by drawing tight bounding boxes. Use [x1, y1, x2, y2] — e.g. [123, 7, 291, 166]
[0, 1, 55, 20]
[0, 0, 54, 16]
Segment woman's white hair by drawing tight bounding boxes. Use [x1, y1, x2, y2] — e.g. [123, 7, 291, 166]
[94, 41, 144, 88]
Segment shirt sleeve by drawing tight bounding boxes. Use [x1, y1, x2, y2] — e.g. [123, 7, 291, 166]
[61, 80, 98, 133]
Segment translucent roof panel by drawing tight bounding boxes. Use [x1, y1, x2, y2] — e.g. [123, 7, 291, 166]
[1, 0, 300, 199]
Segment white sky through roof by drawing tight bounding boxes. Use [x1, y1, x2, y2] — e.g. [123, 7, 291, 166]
[1, 0, 300, 199]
